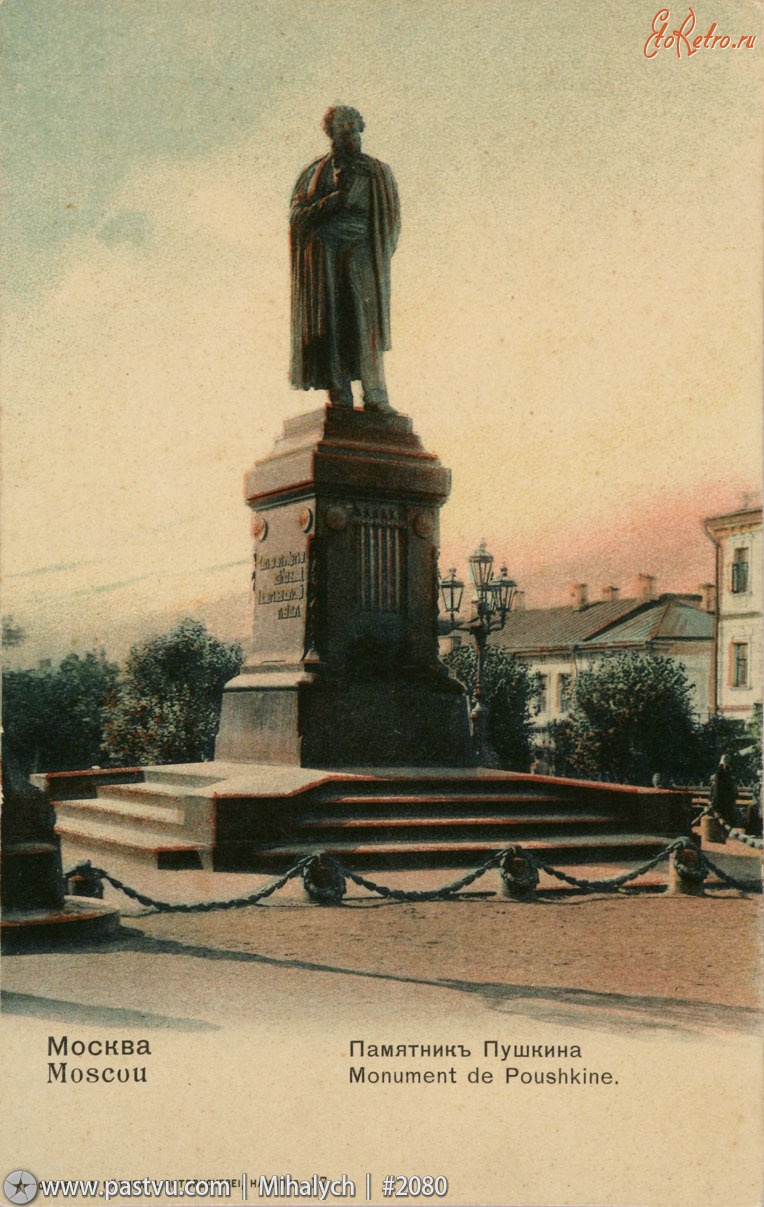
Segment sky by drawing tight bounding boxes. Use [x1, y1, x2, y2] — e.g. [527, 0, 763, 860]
[2, 0, 762, 665]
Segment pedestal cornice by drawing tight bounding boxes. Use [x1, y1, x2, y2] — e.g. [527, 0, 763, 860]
[245, 406, 450, 508]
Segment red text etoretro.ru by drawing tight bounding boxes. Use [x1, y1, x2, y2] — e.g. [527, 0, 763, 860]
[644, 8, 757, 58]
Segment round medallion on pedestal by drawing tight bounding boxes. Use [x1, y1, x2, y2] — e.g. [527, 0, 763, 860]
[412, 511, 434, 539]
[325, 504, 350, 532]
[251, 513, 268, 542]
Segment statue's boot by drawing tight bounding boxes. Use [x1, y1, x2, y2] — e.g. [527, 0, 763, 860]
[329, 383, 353, 408]
[363, 390, 397, 416]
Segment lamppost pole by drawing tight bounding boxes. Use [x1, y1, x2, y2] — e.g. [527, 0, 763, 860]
[440, 542, 517, 768]
[470, 604, 493, 766]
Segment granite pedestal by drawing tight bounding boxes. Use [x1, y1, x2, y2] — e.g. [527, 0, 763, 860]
[215, 406, 473, 767]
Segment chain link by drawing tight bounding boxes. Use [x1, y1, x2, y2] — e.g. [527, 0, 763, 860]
[696, 803, 763, 849]
[65, 832, 761, 910]
[327, 851, 509, 901]
[700, 852, 763, 894]
[533, 840, 685, 891]
[64, 858, 313, 914]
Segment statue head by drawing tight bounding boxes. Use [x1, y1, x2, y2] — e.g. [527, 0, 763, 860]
[323, 105, 364, 159]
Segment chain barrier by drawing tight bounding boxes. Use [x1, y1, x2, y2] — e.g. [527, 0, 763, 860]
[499, 847, 540, 899]
[533, 839, 685, 892]
[699, 852, 763, 894]
[697, 803, 763, 851]
[333, 851, 509, 901]
[671, 841, 708, 886]
[65, 833, 761, 912]
[64, 857, 313, 914]
[302, 854, 347, 905]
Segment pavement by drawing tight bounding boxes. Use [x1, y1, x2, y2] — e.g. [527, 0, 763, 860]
[1, 829, 761, 1039]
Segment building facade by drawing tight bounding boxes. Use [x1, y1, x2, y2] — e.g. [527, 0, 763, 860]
[704, 506, 762, 722]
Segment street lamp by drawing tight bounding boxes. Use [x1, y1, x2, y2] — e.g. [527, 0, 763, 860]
[441, 541, 517, 767]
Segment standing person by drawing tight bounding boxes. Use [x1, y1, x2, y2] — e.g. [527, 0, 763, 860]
[710, 753, 737, 826]
[289, 106, 400, 413]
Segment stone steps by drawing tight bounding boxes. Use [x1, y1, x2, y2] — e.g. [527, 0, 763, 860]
[240, 832, 667, 871]
[46, 763, 690, 874]
[56, 796, 187, 827]
[141, 765, 230, 789]
[108, 781, 217, 801]
[293, 814, 626, 846]
[55, 816, 211, 869]
[300, 812, 620, 828]
[317, 792, 577, 809]
[53, 778, 216, 870]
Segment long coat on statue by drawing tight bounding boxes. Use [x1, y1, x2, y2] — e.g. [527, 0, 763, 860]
[289, 152, 400, 392]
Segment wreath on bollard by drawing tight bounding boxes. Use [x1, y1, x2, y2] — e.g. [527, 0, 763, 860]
[302, 853, 347, 905]
[499, 846, 539, 899]
[672, 841, 708, 886]
[65, 860, 105, 899]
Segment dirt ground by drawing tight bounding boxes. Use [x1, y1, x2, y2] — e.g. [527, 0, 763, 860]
[3, 841, 762, 1037]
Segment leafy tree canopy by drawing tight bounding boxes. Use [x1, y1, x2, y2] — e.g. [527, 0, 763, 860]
[3, 651, 119, 775]
[745, 703, 762, 808]
[444, 644, 538, 770]
[693, 712, 750, 785]
[101, 619, 243, 766]
[567, 651, 697, 786]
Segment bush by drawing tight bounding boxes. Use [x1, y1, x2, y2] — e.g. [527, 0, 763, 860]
[101, 620, 243, 766]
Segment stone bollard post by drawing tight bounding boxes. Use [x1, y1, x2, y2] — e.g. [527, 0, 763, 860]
[302, 852, 346, 905]
[499, 847, 539, 900]
[65, 865, 105, 898]
[667, 841, 707, 895]
[700, 813, 726, 845]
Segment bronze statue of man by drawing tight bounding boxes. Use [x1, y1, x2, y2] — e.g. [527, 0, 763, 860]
[289, 106, 400, 414]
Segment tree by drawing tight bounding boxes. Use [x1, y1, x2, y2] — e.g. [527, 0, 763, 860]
[546, 717, 575, 778]
[444, 644, 538, 770]
[2, 652, 119, 776]
[566, 652, 697, 785]
[694, 712, 747, 785]
[744, 703, 762, 813]
[101, 619, 243, 766]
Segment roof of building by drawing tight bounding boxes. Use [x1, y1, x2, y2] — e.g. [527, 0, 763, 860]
[485, 597, 641, 652]
[705, 505, 762, 536]
[585, 599, 712, 647]
[452, 594, 712, 654]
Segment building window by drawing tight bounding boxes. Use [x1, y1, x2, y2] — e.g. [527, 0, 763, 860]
[731, 547, 749, 594]
[558, 673, 573, 713]
[537, 674, 548, 713]
[731, 642, 749, 687]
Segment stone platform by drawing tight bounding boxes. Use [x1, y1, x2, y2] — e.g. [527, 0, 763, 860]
[1, 898, 121, 951]
[44, 763, 692, 874]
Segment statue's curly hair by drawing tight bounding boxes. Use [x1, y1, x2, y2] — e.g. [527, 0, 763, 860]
[323, 105, 365, 137]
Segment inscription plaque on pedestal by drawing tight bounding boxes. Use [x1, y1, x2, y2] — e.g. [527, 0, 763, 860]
[250, 502, 311, 663]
